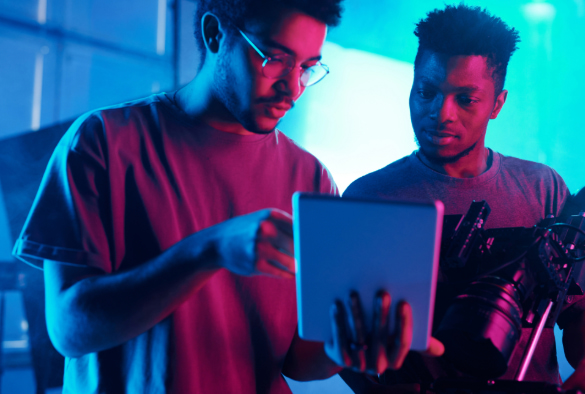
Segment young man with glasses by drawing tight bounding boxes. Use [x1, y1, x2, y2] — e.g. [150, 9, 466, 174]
[10, 1, 381, 393]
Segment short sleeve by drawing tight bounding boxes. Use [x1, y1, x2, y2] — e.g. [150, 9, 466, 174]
[318, 163, 339, 197]
[550, 167, 571, 218]
[555, 182, 585, 329]
[13, 113, 113, 272]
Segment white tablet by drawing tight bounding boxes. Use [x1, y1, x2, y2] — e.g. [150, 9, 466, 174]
[292, 193, 444, 350]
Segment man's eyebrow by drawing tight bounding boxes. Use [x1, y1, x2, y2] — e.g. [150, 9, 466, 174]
[263, 39, 294, 54]
[263, 38, 322, 61]
[457, 84, 482, 92]
[418, 77, 438, 86]
[418, 78, 484, 93]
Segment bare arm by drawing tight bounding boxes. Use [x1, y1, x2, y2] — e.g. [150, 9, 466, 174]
[563, 310, 585, 369]
[282, 331, 342, 381]
[45, 209, 295, 358]
[562, 311, 585, 390]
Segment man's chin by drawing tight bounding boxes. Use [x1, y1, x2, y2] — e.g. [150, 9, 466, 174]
[234, 115, 275, 134]
[248, 117, 281, 134]
[249, 128, 274, 135]
[419, 142, 478, 165]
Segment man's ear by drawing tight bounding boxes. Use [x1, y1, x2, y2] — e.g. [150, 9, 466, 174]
[201, 12, 224, 54]
[490, 89, 508, 119]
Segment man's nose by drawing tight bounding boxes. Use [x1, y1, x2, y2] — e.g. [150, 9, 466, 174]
[277, 67, 304, 101]
[430, 96, 456, 123]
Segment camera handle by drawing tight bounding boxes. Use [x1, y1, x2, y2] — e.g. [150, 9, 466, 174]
[515, 299, 555, 381]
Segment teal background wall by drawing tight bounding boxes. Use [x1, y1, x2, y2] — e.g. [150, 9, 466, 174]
[1, 1, 583, 392]
[281, 0, 585, 194]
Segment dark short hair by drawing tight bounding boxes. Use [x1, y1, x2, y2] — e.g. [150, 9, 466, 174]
[414, 4, 520, 95]
[194, 0, 343, 68]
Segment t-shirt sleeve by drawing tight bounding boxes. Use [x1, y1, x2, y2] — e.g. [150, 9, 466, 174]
[550, 167, 571, 218]
[317, 162, 339, 197]
[12, 112, 113, 272]
[549, 171, 585, 329]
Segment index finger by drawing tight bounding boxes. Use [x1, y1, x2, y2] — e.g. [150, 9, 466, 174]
[258, 218, 294, 258]
[269, 208, 293, 223]
[346, 291, 367, 371]
[268, 209, 294, 236]
[369, 290, 391, 373]
[387, 301, 413, 370]
[324, 300, 353, 367]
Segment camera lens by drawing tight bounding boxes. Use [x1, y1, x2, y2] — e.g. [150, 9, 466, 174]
[434, 276, 523, 378]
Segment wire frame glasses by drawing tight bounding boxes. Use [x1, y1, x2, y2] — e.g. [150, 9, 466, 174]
[237, 28, 329, 87]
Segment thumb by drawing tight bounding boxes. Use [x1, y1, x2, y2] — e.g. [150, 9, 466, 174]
[422, 337, 444, 357]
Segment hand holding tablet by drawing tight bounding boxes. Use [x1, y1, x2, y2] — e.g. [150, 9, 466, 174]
[292, 193, 445, 372]
[324, 290, 444, 374]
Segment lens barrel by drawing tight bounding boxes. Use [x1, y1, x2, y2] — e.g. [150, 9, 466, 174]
[434, 276, 523, 378]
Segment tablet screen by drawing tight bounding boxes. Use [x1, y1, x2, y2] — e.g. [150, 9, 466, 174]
[293, 193, 444, 350]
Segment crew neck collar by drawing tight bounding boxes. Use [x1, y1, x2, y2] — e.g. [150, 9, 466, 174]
[158, 92, 272, 142]
[409, 149, 501, 188]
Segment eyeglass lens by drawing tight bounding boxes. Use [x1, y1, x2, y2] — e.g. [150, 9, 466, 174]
[262, 55, 328, 87]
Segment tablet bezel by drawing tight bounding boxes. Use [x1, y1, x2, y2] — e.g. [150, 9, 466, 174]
[293, 193, 444, 350]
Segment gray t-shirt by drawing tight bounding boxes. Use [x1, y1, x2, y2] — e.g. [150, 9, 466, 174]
[344, 150, 577, 385]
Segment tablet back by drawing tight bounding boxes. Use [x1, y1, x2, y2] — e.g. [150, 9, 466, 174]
[293, 193, 444, 350]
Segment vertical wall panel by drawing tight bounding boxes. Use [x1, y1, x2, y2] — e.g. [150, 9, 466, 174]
[178, 0, 199, 86]
[59, 43, 173, 121]
[0, 2, 178, 393]
[0, 26, 56, 138]
[62, 0, 173, 57]
[0, 181, 13, 260]
[0, 0, 43, 24]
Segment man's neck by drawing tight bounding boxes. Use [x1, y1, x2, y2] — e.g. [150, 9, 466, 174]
[174, 74, 253, 135]
[418, 146, 491, 178]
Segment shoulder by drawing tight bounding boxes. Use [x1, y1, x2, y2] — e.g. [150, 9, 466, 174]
[61, 94, 168, 158]
[495, 152, 569, 216]
[498, 153, 566, 186]
[274, 130, 339, 195]
[272, 130, 326, 168]
[343, 155, 414, 198]
[274, 130, 315, 157]
[79, 94, 166, 135]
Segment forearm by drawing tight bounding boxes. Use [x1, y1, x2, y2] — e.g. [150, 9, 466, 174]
[45, 227, 222, 358]
[282, 336, 342, 381]
[563, 311, 585, 368]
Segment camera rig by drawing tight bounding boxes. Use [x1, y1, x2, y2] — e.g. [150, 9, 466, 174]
[428, 197, 585, 394]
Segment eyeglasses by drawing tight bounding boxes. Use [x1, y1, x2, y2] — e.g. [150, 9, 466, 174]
[237, 28, 329, 87]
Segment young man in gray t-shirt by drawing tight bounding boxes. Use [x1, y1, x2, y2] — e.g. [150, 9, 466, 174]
[342, 4, 585, 393]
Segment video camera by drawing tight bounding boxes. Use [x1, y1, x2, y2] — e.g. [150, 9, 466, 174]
[429, 192, 585, 393]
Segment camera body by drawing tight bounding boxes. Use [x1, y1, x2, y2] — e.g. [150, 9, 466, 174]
[434, 200, 585, 379]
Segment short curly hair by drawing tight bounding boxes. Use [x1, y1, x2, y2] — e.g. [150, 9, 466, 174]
[193, 0, 343, 69]
[414, 4, 520, 95]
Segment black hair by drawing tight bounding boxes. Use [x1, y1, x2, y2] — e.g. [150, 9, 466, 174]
[193, 0, 343, 69]
[414, 4, 520, 94]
